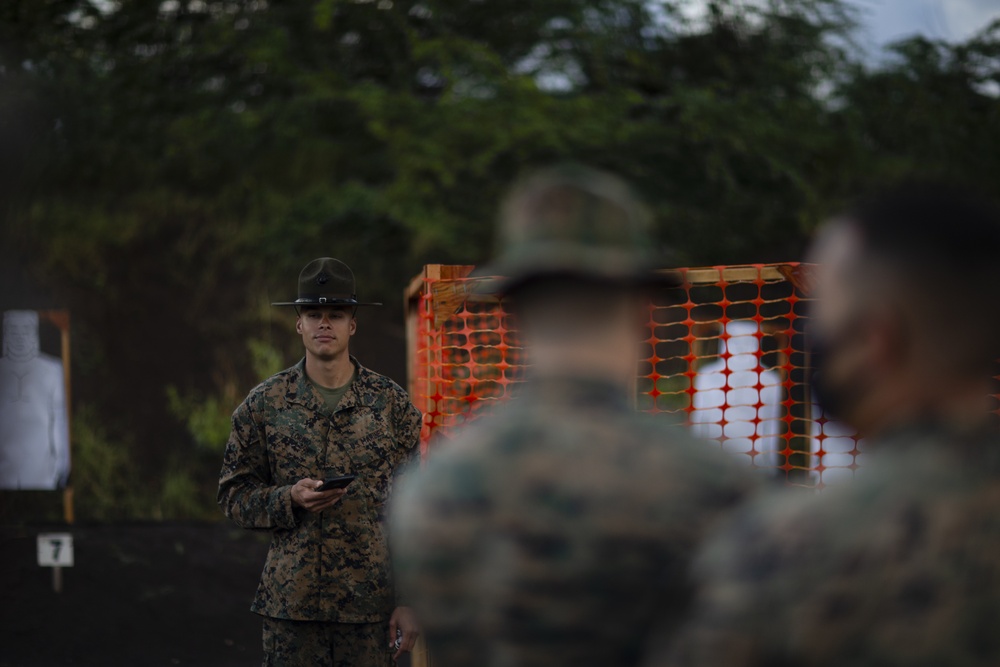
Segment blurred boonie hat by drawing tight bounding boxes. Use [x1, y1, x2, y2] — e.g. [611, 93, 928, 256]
[476, 164, 678, 294]
[272, 257, 382, 307]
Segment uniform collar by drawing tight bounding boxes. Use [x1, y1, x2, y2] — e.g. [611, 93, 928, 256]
[286, 357, 376, 412]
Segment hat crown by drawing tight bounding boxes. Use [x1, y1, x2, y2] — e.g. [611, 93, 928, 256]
[299, 258, 355, 301]
[492, 165, 658, 283]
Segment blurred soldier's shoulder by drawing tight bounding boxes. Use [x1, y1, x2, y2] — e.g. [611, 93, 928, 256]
[412, 380, 754, 514]
[679, 431, 1000, 666]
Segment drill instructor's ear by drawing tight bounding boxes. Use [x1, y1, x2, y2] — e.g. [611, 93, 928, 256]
[295, 317, 304, 335]
[349, 318, 357, 336]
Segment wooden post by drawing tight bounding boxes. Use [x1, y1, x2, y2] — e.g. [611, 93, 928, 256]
[63, 487, 75, 525]
[38, 309, 73, 523]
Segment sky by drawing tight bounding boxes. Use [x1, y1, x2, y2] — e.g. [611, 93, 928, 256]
[850, 0, 1000, 49]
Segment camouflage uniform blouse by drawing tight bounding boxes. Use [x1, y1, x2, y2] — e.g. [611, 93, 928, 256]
[219, 358, 422, 623]
[654, 427, 1000, 667]
[390, 375, 754, 667]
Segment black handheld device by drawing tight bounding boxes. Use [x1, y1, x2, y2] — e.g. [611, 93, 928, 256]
[317, 474, 356, 491]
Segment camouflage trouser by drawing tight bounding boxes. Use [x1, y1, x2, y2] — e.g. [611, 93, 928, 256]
[262, 616, 394, 667]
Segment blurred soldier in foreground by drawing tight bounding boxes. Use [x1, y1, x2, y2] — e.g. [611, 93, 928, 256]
[390, 166, 753, 666]
[0, 310, 69, 490]
[653, 184, 1000, 667]
[218, 258, 422, 666]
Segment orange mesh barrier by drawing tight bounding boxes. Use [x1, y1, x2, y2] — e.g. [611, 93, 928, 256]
[405, 263, 866, 488]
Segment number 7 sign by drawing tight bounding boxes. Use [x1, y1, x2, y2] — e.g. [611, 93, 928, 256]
[37, 533, 74, 567]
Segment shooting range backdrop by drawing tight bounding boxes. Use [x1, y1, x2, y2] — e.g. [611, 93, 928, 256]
[404, 264, 1000, 489]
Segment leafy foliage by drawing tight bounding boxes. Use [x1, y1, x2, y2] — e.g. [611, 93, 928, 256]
[2, 0, 998, 519]
[71, 405, 151, 521]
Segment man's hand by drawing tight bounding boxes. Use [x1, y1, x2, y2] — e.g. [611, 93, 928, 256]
[388, 606, 420, 661]
[290, 478, 347, 513]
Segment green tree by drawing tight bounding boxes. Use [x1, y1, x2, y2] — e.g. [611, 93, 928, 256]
[4, 0, 998, 519]
[835, 20, 1000, 194]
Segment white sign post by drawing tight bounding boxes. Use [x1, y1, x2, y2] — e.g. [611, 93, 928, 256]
[37, 533, 73, 593]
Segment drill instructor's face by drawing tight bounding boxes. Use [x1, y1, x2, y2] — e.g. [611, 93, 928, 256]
[297, 307, 356, 361]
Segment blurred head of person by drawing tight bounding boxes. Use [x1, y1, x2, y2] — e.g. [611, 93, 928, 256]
[807, 182, 1000, 437]
[2, 310, 40, 362]
[479, 164, 676, 389]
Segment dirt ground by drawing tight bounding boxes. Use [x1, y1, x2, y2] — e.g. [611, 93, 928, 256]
[0, 522, 272, 667]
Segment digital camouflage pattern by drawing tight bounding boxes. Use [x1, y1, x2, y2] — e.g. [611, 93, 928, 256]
[390, 376, 754, 667]
[262, 616, 393, 667]
[653, 427, 1000, 667]
[219, 357, 422, 623]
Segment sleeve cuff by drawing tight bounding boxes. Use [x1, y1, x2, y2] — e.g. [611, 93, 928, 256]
[268, 484, 300, 529]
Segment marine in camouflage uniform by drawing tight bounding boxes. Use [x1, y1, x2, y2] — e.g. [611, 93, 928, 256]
[650, 184, 1000, 667]
[390, 166, 755, 666]
[219, 258, 422, 667]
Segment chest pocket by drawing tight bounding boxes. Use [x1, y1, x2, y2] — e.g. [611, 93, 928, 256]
[331, 407, 398, 505]
[263, 408, 326, 485]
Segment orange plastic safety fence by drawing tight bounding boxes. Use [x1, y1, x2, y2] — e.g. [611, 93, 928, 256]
[412, 288, 525, 449]
[410, 263, 865, 488]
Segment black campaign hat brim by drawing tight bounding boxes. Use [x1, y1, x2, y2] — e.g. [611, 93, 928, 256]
[271, 298, 382, 307]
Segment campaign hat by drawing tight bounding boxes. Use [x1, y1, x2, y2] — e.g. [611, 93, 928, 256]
[271, 258, 382, 307]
